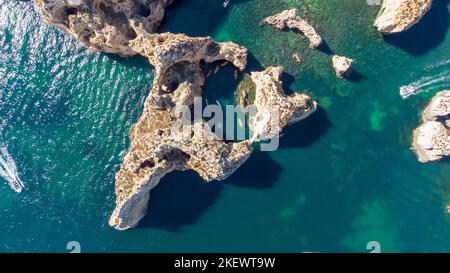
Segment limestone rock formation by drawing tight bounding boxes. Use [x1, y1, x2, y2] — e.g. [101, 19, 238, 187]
[332, 55, 354, 79]
[374, 0, 433, 34]
[261, 9, 323, 48]
[109, 109, 254, 230]
[245, 67, 317, 142]
[421, 90, 450, 121]
[34, 0, 173, 56]
[108, 36, 252, 230]
[412, 90, 450, 163]
[34, 0, 318, 230]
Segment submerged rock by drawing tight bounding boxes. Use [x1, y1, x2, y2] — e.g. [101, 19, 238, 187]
[261, 9, 323, 49]
[34, 0, 317, 230]
[292, 53, 302, 64]
[332, 55, 354, 79]
[374, 0, 433, 34]
[412, 90, 450, 163]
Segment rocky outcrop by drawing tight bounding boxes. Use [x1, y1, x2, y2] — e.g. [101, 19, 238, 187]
[245, 67, 317, 142]
[292, 53, 302, 64]
[34, 1, 318, 230]
[421, 91, 450, 122]
[261, 9, 323, 49]
[34, 0, 173, 56]
[412, 91, 450, 163]
[332, 55, 354, 79]
[374, 0, 433, 34]
[109, 37, 252, 230]
[109, 109, 254, 230]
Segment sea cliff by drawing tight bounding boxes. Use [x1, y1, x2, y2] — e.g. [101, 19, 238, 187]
[33, 0, 317, 230]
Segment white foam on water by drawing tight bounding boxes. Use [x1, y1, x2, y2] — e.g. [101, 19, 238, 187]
[399, 71, 450, 99]
[425, 58, 450, 71]
[0, 146, 24, 193]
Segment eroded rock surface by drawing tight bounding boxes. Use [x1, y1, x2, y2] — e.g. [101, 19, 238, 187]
[261, 9, 323, 48]
[34, 0, 317, 230]
[412, 90, 450, 163]
[34, 0, 173, 56]
[374, 0, 433, 34]
[246, 67, 317, 142]
[108, 37, 251, 230]
[332, 55, 354, 79]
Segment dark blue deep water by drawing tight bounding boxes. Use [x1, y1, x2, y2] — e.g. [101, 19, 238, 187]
[0, 0, 449, 252]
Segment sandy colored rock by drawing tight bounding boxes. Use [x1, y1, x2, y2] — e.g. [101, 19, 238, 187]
[108, 36, 251, 230]
[34, 0, 318, 230]
[412, 90, 450, 163]
[34, 0, 173, 56]
[261, 9, 323, 48]
[332, 55, 354, 79]
[374, 0, 433, 34]
[247, 67, 317, 142]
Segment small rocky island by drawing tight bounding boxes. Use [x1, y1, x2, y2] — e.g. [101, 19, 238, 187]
[261, 9, 323, 49]
[374, 0, 433, 34]
[240, 67, 317, 143]
[412, 91, 450, 163]
[34, 0, 317, 230]
[332, 55, 354, 79]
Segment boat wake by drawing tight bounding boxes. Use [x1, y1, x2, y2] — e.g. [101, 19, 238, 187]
[400, 60, 450, 99]
[0, 146, 24, 193]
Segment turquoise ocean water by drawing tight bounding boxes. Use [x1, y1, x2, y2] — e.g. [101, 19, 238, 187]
[0, 0, 450, 252]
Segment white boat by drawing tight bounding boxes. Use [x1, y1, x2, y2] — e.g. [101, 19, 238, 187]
[223, 0, 230, 8]
[0, 146, 24, 193]
[399, 85, 419, 99]
[10, 179, 24, 193]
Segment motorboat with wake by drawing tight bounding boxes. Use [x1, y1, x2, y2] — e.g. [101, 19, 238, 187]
[399, 85, 421, 99]
[0, 146, 24, 193]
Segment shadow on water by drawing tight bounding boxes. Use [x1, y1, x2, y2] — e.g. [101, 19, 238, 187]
[140, 170, 221, 232]
[139, 151, 283, 231]
[227, 151, 282, 189]
[438, 156, 450, 163]
[316, 41, 334, 55]
[279, 107, 332, 149]
[160, 0, 250, 37]
[203, 52, 263, 103]
[347, 70, 366, 82]
[383, 0, 450, 56]
[244, 52, 264, 73]
[203, 61, 242, 103]
[281, 72, 296, 96]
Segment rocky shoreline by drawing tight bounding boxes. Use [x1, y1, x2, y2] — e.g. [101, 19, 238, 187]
[33, 0, 317, 230]
[332, 55, 354, 79]
[261, 9, 323, 49]
[374, 0, 433, 34]
[412, 91, 450, 163]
